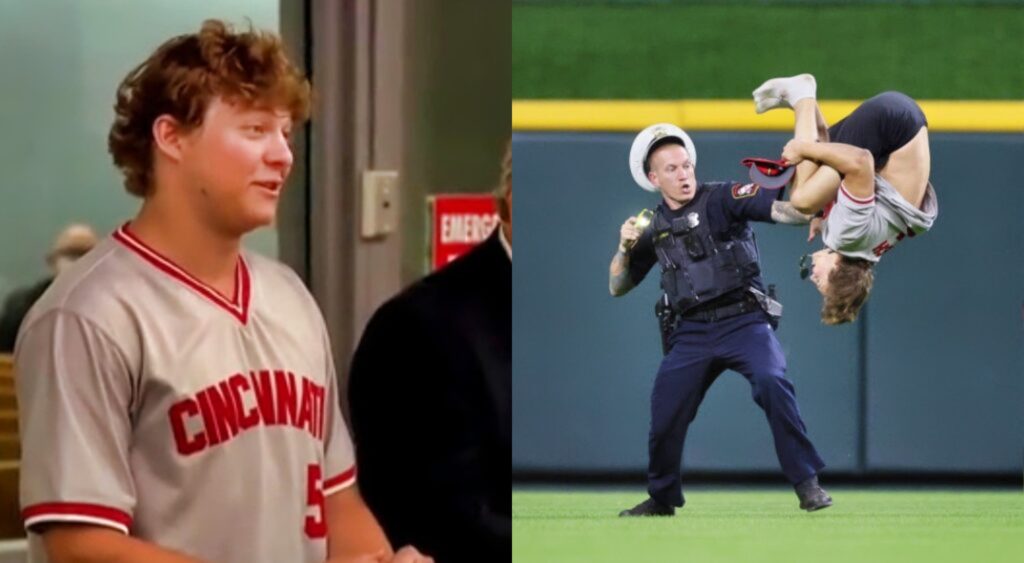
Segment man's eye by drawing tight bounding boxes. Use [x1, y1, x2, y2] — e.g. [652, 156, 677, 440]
[246, 125, 265, 134]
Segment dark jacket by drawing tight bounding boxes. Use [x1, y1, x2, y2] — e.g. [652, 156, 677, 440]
[0, 278, 52, 353]
[348, 229, 511, 563]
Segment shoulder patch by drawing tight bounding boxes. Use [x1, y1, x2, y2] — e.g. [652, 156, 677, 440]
[731, 183, 760, 199]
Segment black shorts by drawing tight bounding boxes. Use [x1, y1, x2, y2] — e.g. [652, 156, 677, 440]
[827, 91, 928, 170]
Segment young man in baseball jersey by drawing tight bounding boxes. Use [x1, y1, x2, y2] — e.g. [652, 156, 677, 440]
[752, 74, 938, 324]
[14, 20, 430, 563]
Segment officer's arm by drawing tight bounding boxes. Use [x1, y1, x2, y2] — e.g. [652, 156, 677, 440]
[770, 201, 814, 225]
[609, 247, 636, 296]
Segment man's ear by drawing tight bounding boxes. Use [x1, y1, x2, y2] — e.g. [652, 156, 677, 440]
[152, 114, 187, 162]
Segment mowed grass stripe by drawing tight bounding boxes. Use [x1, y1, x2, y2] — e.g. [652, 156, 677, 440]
[513, 490, 1024, 563]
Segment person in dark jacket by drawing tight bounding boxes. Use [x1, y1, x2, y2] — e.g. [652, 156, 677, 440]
[348, 142, 511, 563]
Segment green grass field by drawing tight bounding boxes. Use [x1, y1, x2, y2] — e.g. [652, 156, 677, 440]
[513, 488, 1024, 562]
[513, 4, 1024, 99]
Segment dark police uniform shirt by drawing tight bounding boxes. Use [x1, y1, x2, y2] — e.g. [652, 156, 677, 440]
[627, 181, 780, 310]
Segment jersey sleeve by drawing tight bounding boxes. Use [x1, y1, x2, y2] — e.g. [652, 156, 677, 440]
[15, 309, 136, 535]
[722, 181, 780, 223]
[823, 181, 879, 251]
[626, 227, 658, 286]
[321, 329, 356, 497]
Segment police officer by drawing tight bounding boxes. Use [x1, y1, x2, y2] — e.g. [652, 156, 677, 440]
[610, 124, 832, 516]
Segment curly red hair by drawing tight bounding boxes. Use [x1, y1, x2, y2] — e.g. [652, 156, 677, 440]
[108, 19, 310, 196]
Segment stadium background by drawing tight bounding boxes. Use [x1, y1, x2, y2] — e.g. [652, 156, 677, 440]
[512, 1, 1022, 561]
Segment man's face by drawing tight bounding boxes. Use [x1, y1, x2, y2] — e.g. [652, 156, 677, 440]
[647, 144, 697, 207]
[178, 97, 294, 235]
[809, 248, 840, 295]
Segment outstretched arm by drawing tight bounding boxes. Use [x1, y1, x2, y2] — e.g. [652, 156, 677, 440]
[770, 200, 814, 225]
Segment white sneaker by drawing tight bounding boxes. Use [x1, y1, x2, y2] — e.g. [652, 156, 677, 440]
[752, 73, 817, 114]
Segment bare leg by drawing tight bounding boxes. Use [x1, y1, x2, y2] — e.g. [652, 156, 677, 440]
[879, 127, 930, 209]
[789, 99, 843, 214]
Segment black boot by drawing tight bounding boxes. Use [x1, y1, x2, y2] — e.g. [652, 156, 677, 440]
[795, 475, 833, 512]
[618, 497, 675, 517]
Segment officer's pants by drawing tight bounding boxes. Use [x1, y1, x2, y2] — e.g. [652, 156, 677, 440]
[647, 310, 825, 507]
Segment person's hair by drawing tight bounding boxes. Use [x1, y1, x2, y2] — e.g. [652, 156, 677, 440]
[494, 139, 511, 222]
[108, 19, 311, 197]
[821, 256, 874, 325]
[643, 138, 686, 175]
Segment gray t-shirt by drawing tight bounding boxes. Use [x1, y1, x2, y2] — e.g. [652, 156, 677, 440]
[15, 226, 355, 563]
[822, 175, 938, 262]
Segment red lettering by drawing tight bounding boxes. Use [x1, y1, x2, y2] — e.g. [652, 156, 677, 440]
[209, 381, 240, 440]
[275, 370, 298, 426]
[250, 370, 277, 425]
[230, 374, 260, 430]
[169, 399, 206, 455]
[174, 370, 330, 454]
[318, 386, 327, 440]
[196, 390, 222, 445]
[314, 385, 323, 440]
[296, 378, 314, 434]
[872, 240, 893, 257]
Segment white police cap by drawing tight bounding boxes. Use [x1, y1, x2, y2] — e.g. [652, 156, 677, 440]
[628, 123, 697, 192]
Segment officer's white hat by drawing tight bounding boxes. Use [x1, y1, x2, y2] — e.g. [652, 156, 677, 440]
[629, 123, 697, 192]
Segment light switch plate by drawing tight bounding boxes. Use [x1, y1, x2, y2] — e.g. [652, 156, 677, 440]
[361, 170, 398, 238]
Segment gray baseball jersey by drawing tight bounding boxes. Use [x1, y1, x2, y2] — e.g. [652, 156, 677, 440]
[822, 175, 938, 263]
[15, 225, 355, 563]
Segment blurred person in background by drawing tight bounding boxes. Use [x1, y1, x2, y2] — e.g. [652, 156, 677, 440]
[349, 141, 512, 563]
[0, 223, 97, 353]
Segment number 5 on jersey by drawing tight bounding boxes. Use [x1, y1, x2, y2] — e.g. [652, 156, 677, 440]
[306, 463, 327, 538]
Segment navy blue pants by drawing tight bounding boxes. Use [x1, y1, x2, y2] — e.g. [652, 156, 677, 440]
[647, 310, 825, 507]
[828, 91, 928, 170]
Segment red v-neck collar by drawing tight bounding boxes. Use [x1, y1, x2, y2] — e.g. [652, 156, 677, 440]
[113, 224, 251, 325]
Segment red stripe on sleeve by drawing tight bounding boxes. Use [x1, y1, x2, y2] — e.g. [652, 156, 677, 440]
[840, 183, 875, 205]
[22, 502, 132, 532]
[324, 465, 357, 491]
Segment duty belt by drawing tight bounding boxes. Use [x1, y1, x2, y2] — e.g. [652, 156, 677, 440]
[680, 294, 761, 322]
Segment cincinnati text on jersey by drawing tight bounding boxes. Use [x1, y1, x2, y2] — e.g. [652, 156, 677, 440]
[169, 369, 327, 456]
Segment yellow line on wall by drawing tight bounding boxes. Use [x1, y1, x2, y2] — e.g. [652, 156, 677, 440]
[512, 100, 1024, 133]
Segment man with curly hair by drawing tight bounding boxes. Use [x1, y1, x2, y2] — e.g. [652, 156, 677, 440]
[14, 20, 430, 563]
[753, 74, 938, 325]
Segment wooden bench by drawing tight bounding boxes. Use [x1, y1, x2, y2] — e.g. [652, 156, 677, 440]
[0, 356, 22, 539]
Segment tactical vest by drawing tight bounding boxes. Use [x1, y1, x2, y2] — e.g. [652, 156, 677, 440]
[650, 184, 762, 313]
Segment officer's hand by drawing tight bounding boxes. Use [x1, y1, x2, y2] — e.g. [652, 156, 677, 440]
[807, 216, 823, 242]
[620, 217, 641, 251]
[782, 139, 805, 166]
